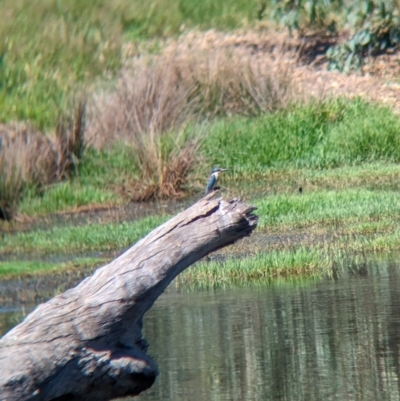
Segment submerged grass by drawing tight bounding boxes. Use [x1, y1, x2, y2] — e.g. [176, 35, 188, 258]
[177, 248, 332, 288]
[177, 225, 400, 288]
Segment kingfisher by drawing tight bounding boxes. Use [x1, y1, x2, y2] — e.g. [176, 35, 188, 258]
[205, 167, 228, 194]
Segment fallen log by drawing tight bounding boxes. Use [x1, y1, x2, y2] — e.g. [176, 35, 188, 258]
[0, 194, 257, 401]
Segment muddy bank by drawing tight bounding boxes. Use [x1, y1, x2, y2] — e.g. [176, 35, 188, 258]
[0, 196, 194, 235]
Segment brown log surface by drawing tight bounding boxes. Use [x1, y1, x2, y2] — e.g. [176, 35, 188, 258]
[0, 194, 257, 401]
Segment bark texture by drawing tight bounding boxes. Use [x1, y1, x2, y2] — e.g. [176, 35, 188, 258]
[0, 194, 257, 401]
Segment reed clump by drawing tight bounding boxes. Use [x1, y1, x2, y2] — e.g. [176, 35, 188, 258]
[0, 104, 86, 220]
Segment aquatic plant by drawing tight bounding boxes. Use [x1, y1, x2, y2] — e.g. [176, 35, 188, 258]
[177, 248, 331, 288]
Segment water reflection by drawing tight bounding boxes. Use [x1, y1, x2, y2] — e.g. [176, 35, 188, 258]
[2, 257, 400, 400]
[135, 258, 400, 401]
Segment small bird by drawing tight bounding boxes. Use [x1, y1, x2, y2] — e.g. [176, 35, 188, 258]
[205, 167, 228, 194]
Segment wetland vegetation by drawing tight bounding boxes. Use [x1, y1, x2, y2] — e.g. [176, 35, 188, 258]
[1, 0, 400, 287]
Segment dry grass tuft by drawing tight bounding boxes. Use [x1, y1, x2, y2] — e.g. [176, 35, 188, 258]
[87, 34, 299, 200]
[0, 104, 87, 220]
[88, 59, 199, 148]
[56, 101, 87, 178]
[0, 124, 55, 220]
[121, 131, 200, 201]
[89, 38, 297, 147]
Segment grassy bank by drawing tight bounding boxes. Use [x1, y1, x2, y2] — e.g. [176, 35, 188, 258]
[3, 98, 400, 218]
[3, 97, 400, 283]
[203, 99, 400, 173]
[4, 180, 400, 283]
[3, 186, 400, 255]
[3, 0, 400, 219]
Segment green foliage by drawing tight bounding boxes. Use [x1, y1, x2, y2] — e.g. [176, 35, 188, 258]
[327, 0, 400, 72]
[269, 0, 341, 33]
[268, 0, 400, 71]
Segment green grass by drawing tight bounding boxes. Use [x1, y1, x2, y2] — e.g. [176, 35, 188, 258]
[16, 145, 139, 216]
[0, 0, 123, 128]
[79, 146, 140, 187]
[0, 0, 259, 129]
[202, 99, 400, 174]
[121, 0, 259, 40]
[0, 215, 168, 255]
[293, 162, 400, 188]
[18, 182, 118, 216]
[177, 248, 332, 288]
[255, 189, 400, 229]
[223, 162, 400, 200]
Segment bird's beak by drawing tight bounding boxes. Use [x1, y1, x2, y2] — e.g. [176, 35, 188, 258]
[221, 168, 228, 172]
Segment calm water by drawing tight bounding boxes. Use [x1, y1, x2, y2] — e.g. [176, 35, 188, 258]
[2, 258, 400, 400]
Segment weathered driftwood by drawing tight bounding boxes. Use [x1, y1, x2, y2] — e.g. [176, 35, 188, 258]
[0, 193, 257, 401]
